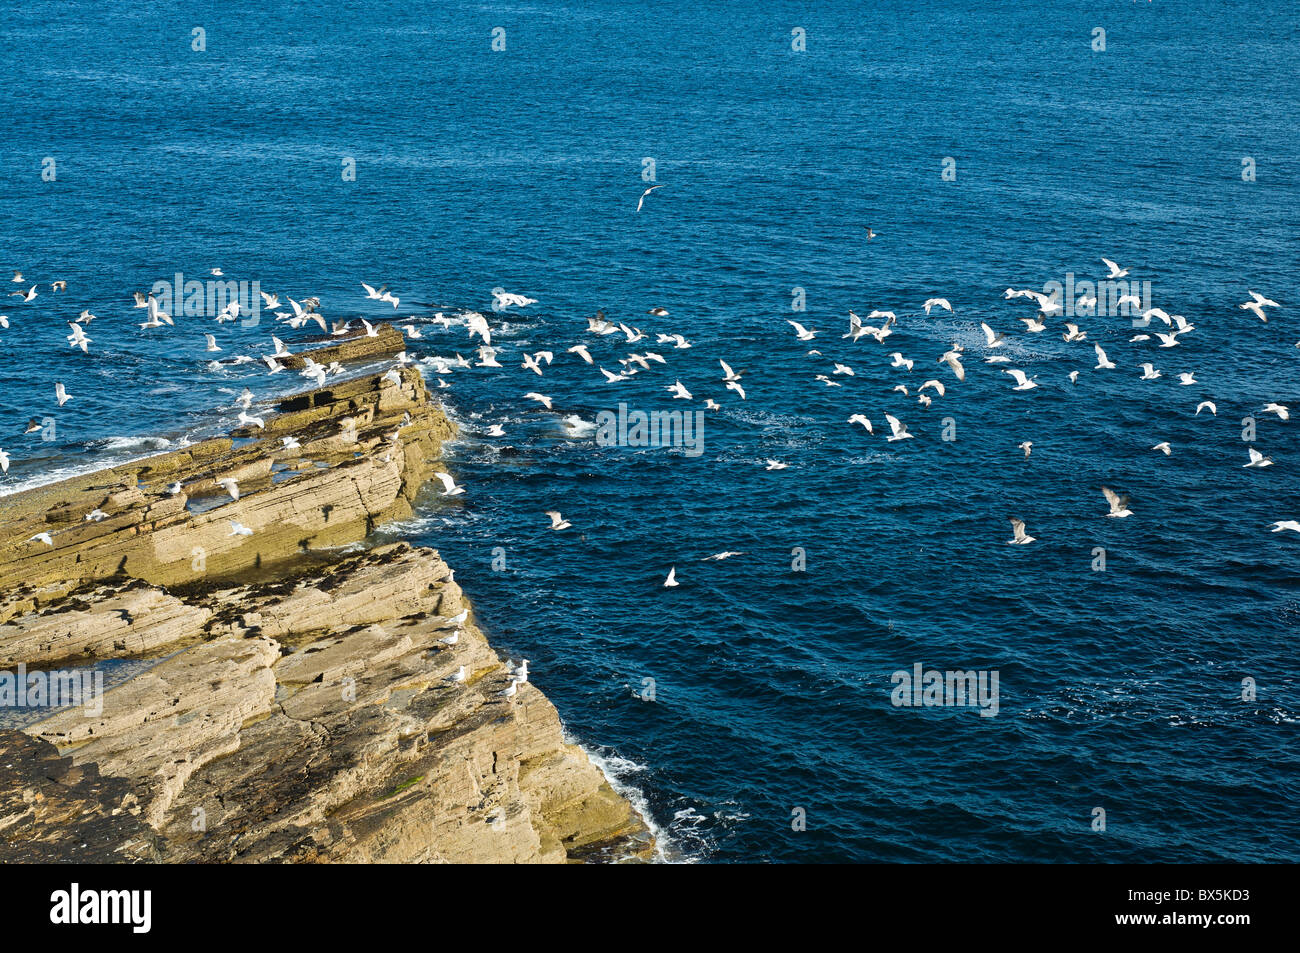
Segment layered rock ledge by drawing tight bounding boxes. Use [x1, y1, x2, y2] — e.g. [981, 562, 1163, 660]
[0, 329, 653, 863]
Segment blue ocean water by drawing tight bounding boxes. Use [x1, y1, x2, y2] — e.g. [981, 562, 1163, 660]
[1, 1, 1297, 862]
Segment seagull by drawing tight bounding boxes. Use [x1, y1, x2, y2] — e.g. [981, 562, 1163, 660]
[864, 226, 876, 240]
[484, 423, 506, 437]
[918, 379, 945, 396]
[1094, 344, 1115, 369]
[1240, 291, 1279, 322]
[1263, 403, 1290, 420]
[167, 481, 183, 495]
[1101, 257, 1129, 279]
[524, 392, 553, 409]
[85, 509, 108, 522]
[813, 374, 841, 387]
[9, 285, 36, 302]
[1004, 368, 1037, 391]
[281, 436, 301, 450]
[1139, 363, 1162, 380]
[492, 289, 536, 310]
[215, 478, 240, 501]
[1177, 372, 1197, 385]
[923, 298, 953, 315]
[567, 344, 593, 364]
[787, 320, 816, 341]
[720, 359, 742, 382]
[446, 609, 470, 625]
[1019, 441, 1032, 459]
[237, 411, 265, 430]
[204, 334, 222, 352]
[262, 355, 284, 374]
[884, 414, 912, 442]
[1244, 448, 1273, 469]
[764, 459, 788, 470]
[1021, 316, 1046, 333]
[66, 323, 91, 353]
[1155, 332, 1180, 348]
[725, 380, 747, 400]
[55, 382, 72, 406]
[501, 679, 520, 699]
[1152, 442, 1172, 455]
[980, 323, 1005, 348]
[663, 567, 679, 587]
[10, 271, 22, 283]
[455, 312, 489, 346]
[1270, 521, 1300, 533]
[1007, 518, 1035, 545]
[229, 520, 253, 537]
[439, 630, 460, 645]
[448, 665, 466, 684]
[545, 510, 571, 531]
[1195, 401, 1217, 416]
[1028, 291, 1062, 315]
[647, 307, 669, 316]
[29, 532, 53, 546]
[434, 471, 465, 496]
[704, 399, 721, 410]
[667, 380, 692, 400]
[889, 352, 914, 371]
[1068, 371, 1080, 384]
[600, 366, 628, 383]
[703, 551, 745, 561]
[1062, 323, 1087, 342]
[0, 448, 8, 473]
[146, 294, 172, 326]
[940, 350, 966, 382]
[1102, 486, 1133, 518]
[472, 345, 502, 368]
[848, 414, 873, 433]
[636, 185, 664, 212]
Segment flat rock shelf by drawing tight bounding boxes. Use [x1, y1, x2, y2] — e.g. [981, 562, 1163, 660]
[0, 328, 654, 863]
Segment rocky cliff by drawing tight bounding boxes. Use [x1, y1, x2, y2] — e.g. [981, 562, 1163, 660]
[0, 328, 653, 863]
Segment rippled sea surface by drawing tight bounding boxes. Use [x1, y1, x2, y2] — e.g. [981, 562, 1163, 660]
[0, 1, 1297, 861]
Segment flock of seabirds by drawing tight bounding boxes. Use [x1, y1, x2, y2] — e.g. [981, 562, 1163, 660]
[0, 253, 1295, 603]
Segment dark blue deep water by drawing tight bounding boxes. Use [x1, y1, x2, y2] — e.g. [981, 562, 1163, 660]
[1, 2, 1297, 861]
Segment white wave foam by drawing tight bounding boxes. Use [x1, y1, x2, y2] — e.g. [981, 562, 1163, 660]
[577, 742, 691, 864]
